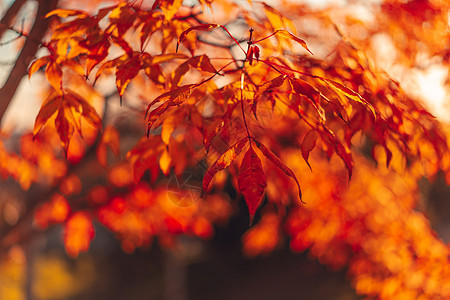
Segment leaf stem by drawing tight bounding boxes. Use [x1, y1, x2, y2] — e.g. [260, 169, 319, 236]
[240, 72, 251, 140]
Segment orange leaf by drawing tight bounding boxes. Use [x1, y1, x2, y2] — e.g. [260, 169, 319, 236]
[171, 60, 190, 87]
[238, 144, 267, 224]
[159, 149, 171, 175]
[176, 23, 219, 52]
[274, 30, 313, 55]
[144, 53, 188, 65]
[263, 3, 296, 34]
[160, 0, 183, 20]
[188, 55, 220, 74]
[94, 54, 128, 85]
[66, 89, 102, 130]
[45, 61, 63, 90]
[324, 79, 376, 117]
[64, 211, 95, 258]
[146, 84, 196, 134]
[161, 115, 176, 145]
[33, 91, 62, 137]
[202, 138, 248, 195]
[115, 55, 142, 99]
[254, 140, 303, 202]
[45, 9, 88, 18]
[29, 56, 50, 79]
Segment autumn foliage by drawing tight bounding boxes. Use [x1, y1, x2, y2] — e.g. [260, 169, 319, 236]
[0, 0, 449, 298]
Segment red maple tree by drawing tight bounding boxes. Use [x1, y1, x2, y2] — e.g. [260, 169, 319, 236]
[0, 0, 449, 298]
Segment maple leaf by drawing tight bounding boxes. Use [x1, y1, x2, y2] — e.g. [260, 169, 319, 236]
[301, 130, 318, 171]
[238, 144, 267, 225]
[253, 140, 303, 203]
[289, 78, 325, 121]
[4, 2, 450, 297]
[33, 89, 102, 154]
[201, 138, 248, 196]
[127, 136, 164, 184]
[203, 119, 225, 153]
[319, 126, 353, 180]
[115, 55, 142, 101]
[145, 84, 196, 134]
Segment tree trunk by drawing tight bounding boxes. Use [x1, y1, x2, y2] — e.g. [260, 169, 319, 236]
[0, 0, 59, 126]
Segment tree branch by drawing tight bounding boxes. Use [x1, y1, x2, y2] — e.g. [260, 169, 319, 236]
[0, 0, 59, 126]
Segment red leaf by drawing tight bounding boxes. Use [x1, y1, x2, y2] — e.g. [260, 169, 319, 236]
[320, 126, 353, 180]
[127, 136, 162, 183]
[115, 55, 142, 98]
[238, 144, 267, 224]
[201, 138, 248, 195]
[55, 104, 75, 155]
[255, 75, 286, 101]
[133, 154, 158, 184]
[301, 130, 317, 171]
[203, 119, 225, 153]
[146, 84, 196, 134]
[254, 140, 303, 203]
[176, 23, 219, 52]
[290, 78, 325, 121]
[290, 78, 320, 105]
[146, 101, 174, 135]
[253, 45, 260, 60]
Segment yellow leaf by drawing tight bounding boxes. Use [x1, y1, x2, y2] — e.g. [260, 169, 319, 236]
[159, 149, 171, 175]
